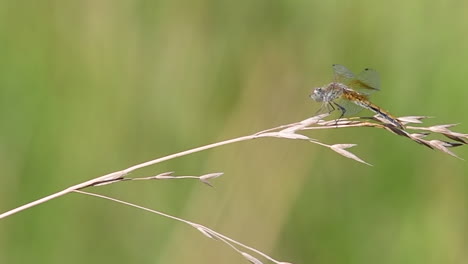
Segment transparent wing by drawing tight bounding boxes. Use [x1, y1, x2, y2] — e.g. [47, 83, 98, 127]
[314, 100, 365, 117]
[325, 64, 382, 117]
[332, 96, 366, 116]
[354, 67, 380, 92]
[332, 64, 355, 84]
[332, 64, 380, 95]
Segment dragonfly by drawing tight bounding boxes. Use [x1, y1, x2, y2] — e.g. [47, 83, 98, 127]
[310, 64, 404, 129]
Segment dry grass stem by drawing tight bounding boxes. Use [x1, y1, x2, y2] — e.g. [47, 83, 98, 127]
[74, 190, 290, 264]
[1, 113, 466, 218]
[94, 171, 224, 188]
[305, 114, 468, 159]
[1, 113, 466, 263]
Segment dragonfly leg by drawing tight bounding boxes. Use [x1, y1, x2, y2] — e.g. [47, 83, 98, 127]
[327, 102, 335, 113]
[315, 104, 325, 115]
[315, 102, 334, 115]
[332, 102, 346, 126]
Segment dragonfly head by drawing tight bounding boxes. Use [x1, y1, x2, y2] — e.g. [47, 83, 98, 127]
[310, 86, 326, 102]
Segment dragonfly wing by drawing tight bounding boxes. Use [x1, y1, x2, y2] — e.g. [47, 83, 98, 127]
[329, 65, 380, 116]
[332, 64, 355, 84]
[350, 67, 380, 94]
[333, 96, 365, 116]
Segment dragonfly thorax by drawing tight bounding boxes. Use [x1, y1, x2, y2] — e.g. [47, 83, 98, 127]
[310, 82, 348, 102]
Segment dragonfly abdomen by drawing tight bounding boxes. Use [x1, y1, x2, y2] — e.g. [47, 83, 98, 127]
[360, 101, 403, 129]
[341, 90, 403, 128]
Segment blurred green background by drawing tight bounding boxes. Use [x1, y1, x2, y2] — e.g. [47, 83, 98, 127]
[1, 0, 467, 263]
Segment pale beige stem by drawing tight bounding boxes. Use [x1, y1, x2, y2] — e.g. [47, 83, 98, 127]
[0, 135, 256, 219]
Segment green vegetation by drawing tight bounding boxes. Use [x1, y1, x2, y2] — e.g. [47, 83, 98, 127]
[0, 1, 467, 263]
